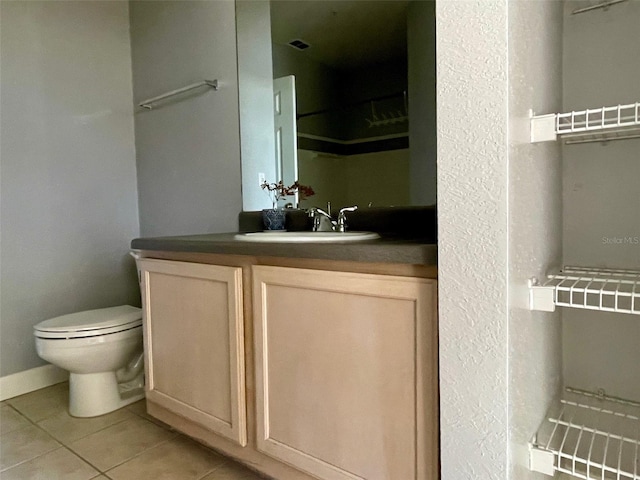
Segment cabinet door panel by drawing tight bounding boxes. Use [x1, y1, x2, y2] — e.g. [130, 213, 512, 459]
[140, 259, 246, 446]
[253, 266, 438, 480]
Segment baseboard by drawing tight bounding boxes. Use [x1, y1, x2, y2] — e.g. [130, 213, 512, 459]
[0, 364, 68, 401]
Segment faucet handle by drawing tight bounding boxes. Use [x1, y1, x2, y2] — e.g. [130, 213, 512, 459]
[337, 206, 357, 232]
[307, 207, 336, 232]
[339, 206, 358, 215]
[307, 206, 331, 218]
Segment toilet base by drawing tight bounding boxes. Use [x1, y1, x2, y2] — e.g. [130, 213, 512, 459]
[69, 370, 145, 417]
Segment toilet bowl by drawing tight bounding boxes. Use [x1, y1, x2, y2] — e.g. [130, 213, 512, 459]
[34, 305, 145, 417]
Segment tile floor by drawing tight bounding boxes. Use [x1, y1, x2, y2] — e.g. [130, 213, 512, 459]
[0, 383, 268, 480]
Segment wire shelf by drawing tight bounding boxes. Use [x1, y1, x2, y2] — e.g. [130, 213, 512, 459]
[530, 389, 640, 479]
[529, 266, 640, 315]
[530, 102, 640, 144]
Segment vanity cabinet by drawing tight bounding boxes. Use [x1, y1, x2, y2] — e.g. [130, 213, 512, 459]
[252, 266, 439, 480]
[137, 254, 438, 480]
[138, 259, 247, 446]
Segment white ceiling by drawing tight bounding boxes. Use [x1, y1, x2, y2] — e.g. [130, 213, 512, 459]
[270, 0, 410, 70]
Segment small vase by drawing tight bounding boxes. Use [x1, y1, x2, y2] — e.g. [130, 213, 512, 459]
[262, 209, 286, 230]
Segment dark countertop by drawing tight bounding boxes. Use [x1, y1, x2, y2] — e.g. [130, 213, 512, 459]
[132, 206, 438, 265]
[131, 232, 437, 265]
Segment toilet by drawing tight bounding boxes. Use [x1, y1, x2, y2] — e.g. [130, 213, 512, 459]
[34, 305, 145, 417]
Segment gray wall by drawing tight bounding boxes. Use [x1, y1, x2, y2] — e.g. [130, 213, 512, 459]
[508, 2, 563, 479]
[562, 0, 640, 402]
[130, 0, 242, 236]
[0, 1, 140, 377]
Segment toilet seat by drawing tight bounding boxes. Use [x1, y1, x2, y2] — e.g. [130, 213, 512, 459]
[34, 305, 142, 339]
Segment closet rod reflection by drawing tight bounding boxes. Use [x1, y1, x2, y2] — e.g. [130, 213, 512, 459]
[572, 0, 627, 15]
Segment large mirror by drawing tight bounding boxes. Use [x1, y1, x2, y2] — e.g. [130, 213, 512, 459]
[237, 0, 436, 212]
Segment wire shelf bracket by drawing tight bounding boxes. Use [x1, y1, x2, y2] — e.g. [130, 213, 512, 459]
[530, 102, 640, 144]
[529, 266, 640, 315]
[138, 79, 218, 110]
[529, 388, 640, 479]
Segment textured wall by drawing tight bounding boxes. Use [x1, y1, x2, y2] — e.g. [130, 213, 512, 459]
[130, 0, 242, 236]
[436, 1, 510, 478]
[0, 1, 140, 376]
[561, 0, 640, 402]
[508, 2, 564, 479]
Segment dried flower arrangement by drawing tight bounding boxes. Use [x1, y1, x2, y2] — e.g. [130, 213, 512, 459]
[261, 180, 315, 209]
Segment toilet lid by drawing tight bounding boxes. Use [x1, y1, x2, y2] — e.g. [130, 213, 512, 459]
[34, 305, 142, 339]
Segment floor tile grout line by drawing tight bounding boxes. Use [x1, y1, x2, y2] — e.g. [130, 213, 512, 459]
[4, 400, 176, 476]
[51, 445, 104, 477]
[100, 429, 180, 475]
[64, 446, 107, 475]
[195, 458, 231, 480]
[0, 439, 61, 473]
[124, 405, 176, 431]
[99, 430, 229, 479]
[4, 393, 263, 479]
[91, 472, 113, 480]
[5, 395, 145, 449]
[1, 390, 106, 476]
[0, 403, 66, 473]
[64, 444, 105, 473]
[2, 402, 44, 429]
[4, 384, 69, 425]
[37, 412, 135, 446]
[0, 402, 64, 472]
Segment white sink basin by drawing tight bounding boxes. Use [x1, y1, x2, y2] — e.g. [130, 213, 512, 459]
[234, 231, 380, 243]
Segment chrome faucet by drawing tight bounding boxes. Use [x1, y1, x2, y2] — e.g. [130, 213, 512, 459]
[308, 207, 336, 232]
[336, 206, 357, 232]
[308, 205, 358, 232]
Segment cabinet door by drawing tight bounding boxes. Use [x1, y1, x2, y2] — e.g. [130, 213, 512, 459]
[253, 266, 438, 480]
[139, 259, 246, 446]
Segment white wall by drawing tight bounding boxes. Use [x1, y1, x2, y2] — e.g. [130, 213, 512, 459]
[561, 0, 640, 402]
[508, 2, 564, 479]
[0, 1, 140, 377]
[438, 2, 567, 478]
[436, 1, 510, 477]
[130, 0, 242, 236]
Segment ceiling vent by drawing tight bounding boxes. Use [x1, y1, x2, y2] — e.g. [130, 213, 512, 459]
[288, 39, 310, 51]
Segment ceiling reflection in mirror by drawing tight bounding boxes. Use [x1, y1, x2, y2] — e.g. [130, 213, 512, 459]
[239, 1, 436, 211]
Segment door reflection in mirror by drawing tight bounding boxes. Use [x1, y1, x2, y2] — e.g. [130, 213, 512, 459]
[237, 0, 436, 211]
